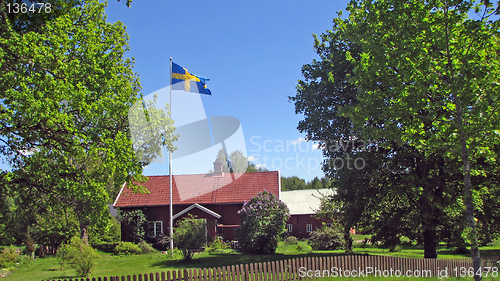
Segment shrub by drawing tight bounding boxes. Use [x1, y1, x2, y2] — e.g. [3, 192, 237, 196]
[0, 246, 20, 268]
[284, 236, 299, 245]
[235, 191, 290, 255]
[137, 241, 156, 254]
[207, 236, 230, 254]
[117, 209, 147, 243]
[308, 226, 344, 250]
[58, 237, 100, 277]
[114, 242, 142, 255]
[151, 232, 169, 251]
[91, 242, 118, 253]
[173, 215, 207, 261]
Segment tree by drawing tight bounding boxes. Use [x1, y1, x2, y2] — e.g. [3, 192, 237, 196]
[281, 176, 306, 191]
[0, 0, 174, 244]
[337, 1, 500, 279]
[245, 162, 269, 173]
[173, 215, 207, 261]
[117, 209, 147, 243]
[213, 149, 248, 173]
[235, 191, 290, 254]
[290, 1, 500, 262]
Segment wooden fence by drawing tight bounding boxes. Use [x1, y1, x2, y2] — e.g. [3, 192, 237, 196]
[44, 255, 500, 281]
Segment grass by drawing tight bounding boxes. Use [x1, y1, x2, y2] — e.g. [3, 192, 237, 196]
[4, 240, 500, 281]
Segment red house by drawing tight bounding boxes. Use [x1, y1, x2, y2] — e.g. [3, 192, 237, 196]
[113, 161, 281, 241]
[281, 189, 336, 239]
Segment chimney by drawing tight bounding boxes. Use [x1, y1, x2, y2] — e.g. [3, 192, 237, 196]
[213, 159, 224, 177]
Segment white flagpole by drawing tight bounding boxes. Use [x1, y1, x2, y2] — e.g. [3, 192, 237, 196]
[169, 57, 174, 257]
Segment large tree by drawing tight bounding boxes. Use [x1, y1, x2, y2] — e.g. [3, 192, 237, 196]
[291, 1, 500, 269]
[0, 0, 174, 244]
[338, 1, 500, 279]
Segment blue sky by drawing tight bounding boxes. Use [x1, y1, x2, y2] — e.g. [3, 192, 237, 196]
[103, 0, 351, 182]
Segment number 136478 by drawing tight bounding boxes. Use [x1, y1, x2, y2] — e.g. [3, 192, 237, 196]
[5, 2, 52, 13]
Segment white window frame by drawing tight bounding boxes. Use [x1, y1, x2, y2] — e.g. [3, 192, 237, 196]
[306, 224, 313, 233]
[286, 224, 293, 232]
[326, 223, 332, 228]
[147, 221, 163, 238]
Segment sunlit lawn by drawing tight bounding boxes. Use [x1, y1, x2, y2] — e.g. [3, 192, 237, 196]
[4, 240, 500, 281]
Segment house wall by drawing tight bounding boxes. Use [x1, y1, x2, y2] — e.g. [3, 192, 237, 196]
[285, 214, 323, 239]
[119, 203, 245, 242]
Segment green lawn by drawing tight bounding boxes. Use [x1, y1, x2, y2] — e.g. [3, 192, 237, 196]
[4, 241, 500, 281]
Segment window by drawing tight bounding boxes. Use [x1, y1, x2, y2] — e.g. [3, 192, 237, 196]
[306, 224, 313, 233]
[286, 224, 293, 232]
[326, 223, 332, 228]
[147, 221, 163, 238]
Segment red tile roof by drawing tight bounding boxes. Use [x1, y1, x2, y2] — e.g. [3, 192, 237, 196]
[113, 171, 280, 208]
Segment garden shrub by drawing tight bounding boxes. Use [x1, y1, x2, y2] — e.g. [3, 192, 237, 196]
[58, 237, 100, 277]
[284, 236, 298, 245]
[173, 215, 207, 261]
[151, 232, 169, 251]
[137, 241, 156, 254]
[117, 209, 147, 243]
[207, 236, 230, 254]
[0, 246, 20, 268]
[308, 226, 344, 250]
[235, 191, 290, 255]
[91, 242, 118, 253]
[114, 241, 142, 255]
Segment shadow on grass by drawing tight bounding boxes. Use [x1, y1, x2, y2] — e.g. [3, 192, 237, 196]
[437, 248, 500, 258]
[151, 252, 369, 270]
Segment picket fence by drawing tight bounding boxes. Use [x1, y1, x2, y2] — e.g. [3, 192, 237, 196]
[44, 254, 500, 281]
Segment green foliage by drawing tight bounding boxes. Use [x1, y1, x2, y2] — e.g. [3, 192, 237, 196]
[173, 215, 207, 261]
[236, 191, 290, 255]
[214, 149, 248, 173]
[117, 209, 147, 243]
[207, 236, 230, 254]
[292, 0, 500, 267]
[281, 176, 332, 191]
[0, 0, 176, 248]
[281, 176, 306, 191]
[58, 237, 100, 277]
[284, 236, 299, 245]
[137, 241, 156, 254]
[114, 241, 142, 255]
[308, 226, 344, 251]
[89, 214, 121, 245]
[0, 246, 20, 268]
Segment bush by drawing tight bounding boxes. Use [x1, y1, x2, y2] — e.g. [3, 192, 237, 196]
[284, 236, 299, 245]
[151, 232, 169, 251]
[173, 215, 207, 261]
[236, 191, 290, 255]
[117, 209, 147, 243]
[308, 226, 344, 250]
[207, 236, 230, 254]
[114, 242, 142, 255]
[0, 246, 20, 268]
[137, 241, 156, 254]
[57, 237, 100, 277]
[91, 242, 118, 253]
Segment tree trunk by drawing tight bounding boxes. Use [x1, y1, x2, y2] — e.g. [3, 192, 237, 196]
[423, 228, 437, 259]
[460, 131, 481, 281]
[343, 227, 353, 253]
[78, 216, 89, 245]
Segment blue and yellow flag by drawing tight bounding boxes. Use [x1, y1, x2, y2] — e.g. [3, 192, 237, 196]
[171, 62, 211, 95]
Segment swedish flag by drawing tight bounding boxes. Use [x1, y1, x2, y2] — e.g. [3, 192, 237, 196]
[171, 62, 211, 95]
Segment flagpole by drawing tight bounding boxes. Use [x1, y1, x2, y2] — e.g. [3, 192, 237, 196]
[169, 57, 174, 257]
